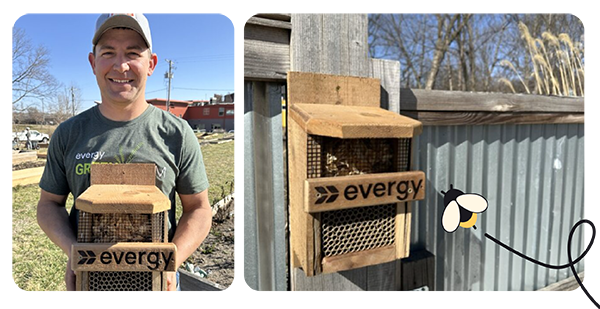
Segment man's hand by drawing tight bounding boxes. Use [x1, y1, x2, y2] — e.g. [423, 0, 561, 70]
[37, 189, 77, 291]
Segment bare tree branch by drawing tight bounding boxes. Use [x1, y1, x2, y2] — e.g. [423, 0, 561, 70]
[12, 28, 60, 107]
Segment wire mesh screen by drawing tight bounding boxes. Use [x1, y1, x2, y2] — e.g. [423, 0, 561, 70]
[307, 135, 412, 258]
[307, 136, 411, 177]
[321, 203, 397, 257]
[78, 211, 166, 243]
[88, 271, 154, 291]
[307, 135, 323, 178]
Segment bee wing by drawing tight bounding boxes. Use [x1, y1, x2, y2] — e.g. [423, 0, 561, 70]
[456, 194, 488, 213]
[442, 200, 460, 233]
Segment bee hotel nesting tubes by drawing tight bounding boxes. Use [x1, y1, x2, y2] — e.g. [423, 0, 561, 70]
[287, 72, 425, 276]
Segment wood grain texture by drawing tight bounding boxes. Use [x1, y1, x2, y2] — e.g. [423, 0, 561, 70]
[244, 22, 290, 44]
[290, 14, 323, 73]
[76, 184, 170, 214]
[304, 171, 425, 213]
[321, 246, 396, 274]
[253, 14, 291, 22]
[401, 111, 584, 126]
[535, 271, 600, 309]
[287, 72, 381, 107]
[400, 250, 435, 291]
[371, 58, 401, 113]
[396, 202, 412, 260]
[239, 39, 290, 81]
[246, 16, 292, 29]
[90, 163, 156, 186]
[400, 88, 584, 113]
[290, 103, 422, 138]
[71, 243, 177, 272]
[288, 117, 316, 276]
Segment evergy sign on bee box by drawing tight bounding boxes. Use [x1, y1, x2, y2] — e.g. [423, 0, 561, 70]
[304, 171, 425, 213]
[71, 243, 177, 272]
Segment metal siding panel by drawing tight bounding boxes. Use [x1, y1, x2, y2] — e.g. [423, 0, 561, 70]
[244, 82, 288, 291]
[413, 124, 584, 291]
[244, 82, 259, 290]
[510, 124, 531, 291]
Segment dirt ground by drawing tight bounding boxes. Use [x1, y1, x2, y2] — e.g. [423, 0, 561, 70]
[186, 199, 235, 289]
[12, 159, 46, 171]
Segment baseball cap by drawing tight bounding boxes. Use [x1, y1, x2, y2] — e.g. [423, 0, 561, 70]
[92, 13, 152, 51]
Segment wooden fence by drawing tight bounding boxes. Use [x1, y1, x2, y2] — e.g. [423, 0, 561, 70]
[244, 13, 585, 291]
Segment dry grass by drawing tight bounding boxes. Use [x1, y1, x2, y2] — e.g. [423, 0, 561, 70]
[500, 22, 584, 97]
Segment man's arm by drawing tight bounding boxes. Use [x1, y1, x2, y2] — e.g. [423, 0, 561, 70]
[37, 190, 74, 255]
[172, 189, 212, 266]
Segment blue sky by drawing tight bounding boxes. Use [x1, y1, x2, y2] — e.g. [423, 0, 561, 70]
[13, 14, 234, 112]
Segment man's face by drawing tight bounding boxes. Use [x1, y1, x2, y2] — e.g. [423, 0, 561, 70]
[89, 28, 157, 106]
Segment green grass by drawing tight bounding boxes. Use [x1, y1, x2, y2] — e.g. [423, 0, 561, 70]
[12, 185, 74, 291]
[12, 140, 234, 291]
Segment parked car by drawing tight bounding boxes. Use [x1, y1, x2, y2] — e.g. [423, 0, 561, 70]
[12, 129, 49, 143]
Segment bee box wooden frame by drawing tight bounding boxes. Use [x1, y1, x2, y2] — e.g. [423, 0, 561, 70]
[287, 72, 425, 276]
[72, 163, 176, 291]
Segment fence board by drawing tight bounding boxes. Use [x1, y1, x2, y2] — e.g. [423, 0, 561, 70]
[403, 111, 583, 126]
[289, 13, 406, 291]
[401, 88, 584, 113]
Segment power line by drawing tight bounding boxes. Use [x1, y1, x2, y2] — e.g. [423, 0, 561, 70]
[146, 88, 167, 94]
[168, 54, 233, 61]
[173, 87, 233, 92]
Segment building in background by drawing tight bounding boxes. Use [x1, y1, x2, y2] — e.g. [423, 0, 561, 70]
[147, 98, 190, 118]
[147, 94, 234, 132]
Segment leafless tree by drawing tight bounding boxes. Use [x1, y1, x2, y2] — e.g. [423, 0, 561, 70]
[12, 28, 60, 109]
[368, 14, 584, 94]
[49, 85, 83, 123]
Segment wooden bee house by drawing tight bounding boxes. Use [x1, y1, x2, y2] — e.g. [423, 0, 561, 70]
[287, 72, 425, 276]
[71, 163, 177, 291]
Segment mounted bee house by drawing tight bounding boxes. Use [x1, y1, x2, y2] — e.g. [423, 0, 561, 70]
[287, 72, 425, 276]
[71, 164, 177, 291]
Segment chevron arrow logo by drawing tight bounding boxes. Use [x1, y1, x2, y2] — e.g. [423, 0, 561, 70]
[78, 250, 96, 265]
[315, 186, 339, 204]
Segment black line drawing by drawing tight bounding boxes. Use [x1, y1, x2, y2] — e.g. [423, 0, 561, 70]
[442, 185, 600, 309]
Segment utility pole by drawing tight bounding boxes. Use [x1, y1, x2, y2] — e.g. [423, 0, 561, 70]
[165, 59, 174, 113]
[71, 86, 75, 117]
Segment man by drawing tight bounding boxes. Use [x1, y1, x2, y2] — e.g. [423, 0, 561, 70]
[37, 13, 212, 291]
[25, 127, 31, 149]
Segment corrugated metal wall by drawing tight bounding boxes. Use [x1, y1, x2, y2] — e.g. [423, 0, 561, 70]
[410, 123, 585, 291]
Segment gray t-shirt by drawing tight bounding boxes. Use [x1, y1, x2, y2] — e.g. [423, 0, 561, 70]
[39, 104, 209, 240]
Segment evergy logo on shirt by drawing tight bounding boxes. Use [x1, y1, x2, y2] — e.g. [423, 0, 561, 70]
[75, 151, 106, 160]
[74, 151, 106, 175]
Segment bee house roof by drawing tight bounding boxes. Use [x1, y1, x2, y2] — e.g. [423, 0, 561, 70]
[290, 103, 422, 139]
[286, 71, 422, 139]
[76, 185, 170, 214]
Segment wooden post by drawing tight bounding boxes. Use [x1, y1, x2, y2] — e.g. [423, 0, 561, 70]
[289, 14, 407, 290]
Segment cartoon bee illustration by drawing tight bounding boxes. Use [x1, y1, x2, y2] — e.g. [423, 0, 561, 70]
[441, 184, 488, 233]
